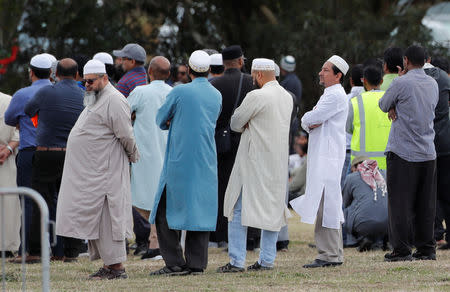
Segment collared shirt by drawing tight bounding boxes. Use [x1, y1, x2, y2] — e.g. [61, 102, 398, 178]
[24, 79, 84, 148]
[379, 68, 438, 162]
[116, 66, 147, 97]
[345, 86, 365, 149]
[4, 79, 52, 150]
[380, 73, 397, 91]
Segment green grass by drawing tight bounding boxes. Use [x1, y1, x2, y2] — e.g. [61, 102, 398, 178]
[3, 213, 450, 291]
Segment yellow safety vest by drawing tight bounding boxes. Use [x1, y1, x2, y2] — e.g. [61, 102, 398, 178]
[350, 91, 391, 170]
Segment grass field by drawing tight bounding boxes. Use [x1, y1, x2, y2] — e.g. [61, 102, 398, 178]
[3, 213, 450, 291]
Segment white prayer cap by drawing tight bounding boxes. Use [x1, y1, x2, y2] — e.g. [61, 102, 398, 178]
[210, 53, 223, 66]
[251, 58, 275, 71]
[83, 59, 106, 75]
[41, 53, 57, 63]
[327, 55, 349, 75]
[189, 50, 210, 73]
[30, 54, 52, 69]
[280, 55, 295, 72]
[274, 63, 280, 77]
[93, 52, 114, 65]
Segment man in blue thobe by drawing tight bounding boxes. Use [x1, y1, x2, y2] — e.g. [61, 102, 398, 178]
[149, 50, 222, 276]
[129, 56, 172, 260]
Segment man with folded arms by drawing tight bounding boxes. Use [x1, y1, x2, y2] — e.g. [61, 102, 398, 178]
[379, 45, 438, 262]
[56, 60, 139, 279]
[217, 58, 292, 272]
[290, 55, 349, 268]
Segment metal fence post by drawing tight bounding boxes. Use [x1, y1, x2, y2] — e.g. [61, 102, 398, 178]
[0, 187, 50, 292]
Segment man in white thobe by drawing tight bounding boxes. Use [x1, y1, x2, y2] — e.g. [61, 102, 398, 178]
[128, 56, 172, 260]
[56, 60, 139, 279]
[217, 58, 292, 272]
[290, 55, 349, 268]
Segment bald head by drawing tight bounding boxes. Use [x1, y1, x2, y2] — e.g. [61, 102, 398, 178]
[56, 58, 78, 79]
[149, 56, 171, 81]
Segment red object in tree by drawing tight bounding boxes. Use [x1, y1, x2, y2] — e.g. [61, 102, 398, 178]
[0, 45, 19, 74]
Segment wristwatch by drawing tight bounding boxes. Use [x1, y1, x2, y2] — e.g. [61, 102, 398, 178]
[6, 145, 13, 154]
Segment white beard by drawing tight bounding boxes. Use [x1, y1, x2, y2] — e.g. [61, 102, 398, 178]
[83, 91, 97, 107]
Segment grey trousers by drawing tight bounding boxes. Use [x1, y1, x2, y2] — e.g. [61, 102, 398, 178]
[88, 199, 127, 266]
[315, 194, 344, 263]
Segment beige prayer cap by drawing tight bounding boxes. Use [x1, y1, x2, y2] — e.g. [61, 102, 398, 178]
[189, 50, 210, 73]
[327, 55, 349, 75]
[83, 59, 106, 75]
[251, 58, 275, 71]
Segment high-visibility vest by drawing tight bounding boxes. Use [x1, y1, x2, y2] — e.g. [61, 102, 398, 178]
[350, 91, 391, 170]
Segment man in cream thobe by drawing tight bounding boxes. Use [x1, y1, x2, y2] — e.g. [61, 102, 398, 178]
[56, 60, 139, 279]
[128, 56, 172, 260]
[0, 92, 21, 255]
[217, 59, 292, 272]
[290, 55, 349, 268]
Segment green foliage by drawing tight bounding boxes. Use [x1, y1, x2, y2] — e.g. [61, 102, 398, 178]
[0, 0, 448, 107]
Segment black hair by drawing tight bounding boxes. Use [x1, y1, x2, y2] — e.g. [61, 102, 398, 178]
[72, 54, 89, 78]
[56, 62, 77, 78]
[210, 65, 224, 75]
[404, 45, 426, 67]
[363, 65, 383, 87]
[105, 64, 116, 78]
[30, 65, 51, 79]
[363, 58, 383, 72]
[431, 56, 450, 73]
[331, 65, 344, 84]
[351, 64, 364, 86]
[383, 47, 404, 73]
[189, 66, 209, 78]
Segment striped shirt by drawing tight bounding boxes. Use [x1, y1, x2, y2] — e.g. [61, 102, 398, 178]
[116, 66, 147, 97]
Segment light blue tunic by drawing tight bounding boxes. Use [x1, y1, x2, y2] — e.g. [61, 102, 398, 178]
[128, 80, 172, 211]
[149, 77, 222, 231]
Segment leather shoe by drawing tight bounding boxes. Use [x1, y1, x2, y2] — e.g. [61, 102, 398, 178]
[303, 259, 342, 268]
[412, 251, 436, 261]
[384, 252, 412, 262]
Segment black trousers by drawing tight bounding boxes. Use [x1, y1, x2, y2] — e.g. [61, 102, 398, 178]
[210, 150, 236, 243]
[132, 207, 150, 247]
[386, 152, 437, 255]
[28, 150, 83, 258]
[15, 148, 35, 255]
[436, 155, 450, 241]
[155, 189, 209, 270]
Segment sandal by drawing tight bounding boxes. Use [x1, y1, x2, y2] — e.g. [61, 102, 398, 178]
[149, 266, 190, 276]
[89, 267, 111, 279]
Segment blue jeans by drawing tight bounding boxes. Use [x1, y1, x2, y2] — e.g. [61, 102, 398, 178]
[228, 195, 279, 268]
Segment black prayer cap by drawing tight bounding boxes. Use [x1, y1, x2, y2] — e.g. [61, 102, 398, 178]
[222, 45, 243, 60]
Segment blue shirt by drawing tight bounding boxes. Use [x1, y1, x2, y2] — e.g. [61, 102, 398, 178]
[4, 79, 52, 150]
[24, 79, 84, 148]
[379, 69, 438, 162]
[280, 73, 302, 103]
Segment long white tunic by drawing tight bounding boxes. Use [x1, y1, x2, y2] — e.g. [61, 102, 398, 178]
[0, 92, 21, 251]
[128, 80, 171, 211]
[224, 80, 293, 232]
[290, 83, 348, 229]
[56, 83, 139, 241]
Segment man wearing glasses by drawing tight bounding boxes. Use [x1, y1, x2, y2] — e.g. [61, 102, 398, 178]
[56, 60, 139, 279]
[113, 43, 147, 97]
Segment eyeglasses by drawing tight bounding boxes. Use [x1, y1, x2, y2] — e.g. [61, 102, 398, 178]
[83, 76, 102, 85]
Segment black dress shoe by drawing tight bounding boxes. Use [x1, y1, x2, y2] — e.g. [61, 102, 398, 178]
[438, 243, 450, 250]
[141, 248, 162, 260]
[303, 259, 342, 268]
[412, 251, 436, 261]
[384, 252, 412, 262]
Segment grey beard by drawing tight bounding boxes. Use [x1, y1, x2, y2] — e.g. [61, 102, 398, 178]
[83, 91, 98, 107]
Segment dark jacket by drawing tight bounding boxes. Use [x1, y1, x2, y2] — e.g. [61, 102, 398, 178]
[211, 68, 254, 150]
[425, 66, 450, 156]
